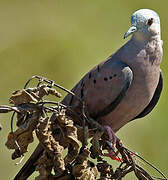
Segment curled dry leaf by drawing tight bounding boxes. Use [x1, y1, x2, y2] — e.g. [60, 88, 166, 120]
[35, 116, 65, 177]
[35, 151, 54, 180]
[72, 148, 98, 180]
[5, 110, 40, 159]
[90, 130, 104, 159]
[97, 161, 113, 179]
[9, 84, 62, 105]
[53, 110, 80, 165]
[26, 84, 62, 101]
[1, 76, 166, 180]
[5, 129, 34, 159]
[9, 89, 38, 105]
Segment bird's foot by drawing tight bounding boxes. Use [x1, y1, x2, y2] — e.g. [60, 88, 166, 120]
[103, 126, 136, 163]
[103, 125, 122, 162]
[103, 125, 118, 144]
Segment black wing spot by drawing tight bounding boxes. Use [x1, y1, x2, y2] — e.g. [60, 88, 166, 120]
[91, 67, 133, 119]
[113, 74, 117, 77]
[109, 76, 112, 79]
[104, 77, 108, 81]
[89, 72, 92, 79]
[93, 79, 96, 84]
[92, 76, 132, 119]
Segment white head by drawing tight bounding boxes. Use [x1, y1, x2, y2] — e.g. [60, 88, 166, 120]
[124, 9, 161, 40]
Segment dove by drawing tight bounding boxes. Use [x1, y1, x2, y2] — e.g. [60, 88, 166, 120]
[14, 9, 163, 180]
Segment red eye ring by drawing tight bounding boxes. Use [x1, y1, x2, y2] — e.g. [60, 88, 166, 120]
[147, 18, 153, 26]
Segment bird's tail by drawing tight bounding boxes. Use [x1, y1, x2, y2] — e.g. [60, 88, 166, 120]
[13, 143, 44, 180]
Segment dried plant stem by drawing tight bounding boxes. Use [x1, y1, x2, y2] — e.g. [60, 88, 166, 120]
[0, 75, 166, 180]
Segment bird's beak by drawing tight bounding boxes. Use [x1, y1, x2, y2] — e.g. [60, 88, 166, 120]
[124, 26, 137, 39]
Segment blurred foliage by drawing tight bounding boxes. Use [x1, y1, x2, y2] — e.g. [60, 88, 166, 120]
[0, 0, 167, 179]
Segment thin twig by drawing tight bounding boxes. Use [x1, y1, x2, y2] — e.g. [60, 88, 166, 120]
[11, 112, 16, 134]
[37, 101, 86, 124]
[24, 75, 83, 104]
[136, 164, 154, 180]
[0, 105, 20, 113]
[124, 148, 167, 180]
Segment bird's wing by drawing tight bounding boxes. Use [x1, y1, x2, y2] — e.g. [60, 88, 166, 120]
[132, 71, 163, 120]
[62, 57, 133, 119]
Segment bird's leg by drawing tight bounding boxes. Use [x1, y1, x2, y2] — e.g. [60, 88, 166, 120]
[104, 125, 118, 144]
[87, 118, 122, 161]
[103, 125, 121, 162]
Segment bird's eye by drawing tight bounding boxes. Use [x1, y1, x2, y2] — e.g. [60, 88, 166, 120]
[147, 18, 153, 26]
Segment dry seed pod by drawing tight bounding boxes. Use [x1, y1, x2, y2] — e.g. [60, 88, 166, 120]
[54, 110, 80, 165]
[72, 148, 98, 180]
[35, 116, 66, 179]
[35, 151, 54, 180]
[53, 153, 65, 178]
[36, 117, 65, 172]
[97, 161, 113, 179]
[90, 130, 104, 159]
[63, 123, 80, 165]
[27, 84, 62, 101]
[47, 87, 62, 98]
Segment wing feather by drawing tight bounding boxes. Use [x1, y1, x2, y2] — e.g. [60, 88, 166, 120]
[62, 58, 133, 119]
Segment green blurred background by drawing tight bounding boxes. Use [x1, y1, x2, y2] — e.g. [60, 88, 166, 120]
[0, 0, 167, 179]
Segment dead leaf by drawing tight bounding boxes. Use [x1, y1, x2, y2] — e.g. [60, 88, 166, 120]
[9, 89, 38, 105]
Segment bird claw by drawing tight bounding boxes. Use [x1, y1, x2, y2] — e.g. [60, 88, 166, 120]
[104, 125, 118, 144]
[103, 125, 122, 162]
[104, 151, 122, 162]
[104, 140, 122, 162]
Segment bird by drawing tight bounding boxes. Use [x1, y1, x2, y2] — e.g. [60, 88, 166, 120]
[14, 9, 163, 180]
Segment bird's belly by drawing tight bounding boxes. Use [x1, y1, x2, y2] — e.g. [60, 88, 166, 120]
[99, 65, 160, 132]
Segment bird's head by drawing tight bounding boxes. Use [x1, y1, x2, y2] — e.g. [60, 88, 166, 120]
[124, 9, 161, 41]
